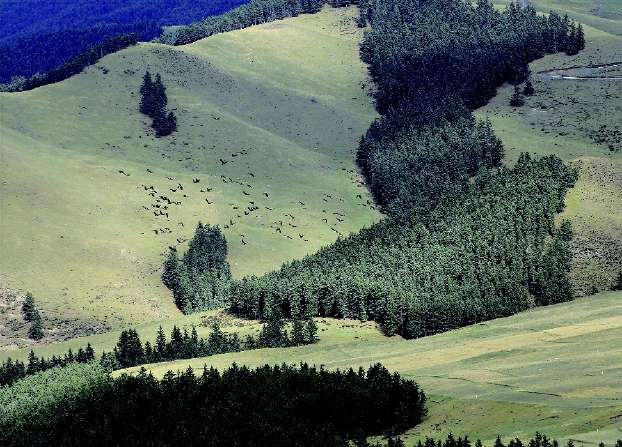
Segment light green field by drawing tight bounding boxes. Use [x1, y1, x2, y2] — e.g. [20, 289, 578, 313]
[0, 6, 380, 342]
[104, 291, 622, 446]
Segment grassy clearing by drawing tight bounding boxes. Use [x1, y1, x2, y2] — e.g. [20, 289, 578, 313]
[0, 6, 379, 340]
[106, 291, 622, 445]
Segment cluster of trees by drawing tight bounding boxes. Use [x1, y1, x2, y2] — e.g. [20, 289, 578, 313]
[109, 317, 318, 369]
[0, 361, 426, 447]
[0, 317, 318, 386]
[0, 34, 139, 92]
[139, 71, 177, 136]
[361, 433, 622, 447]
[356, 0, 584, 215]
[163, 222, 231, 312]
[0, 22, 159, 84]
[228, 155, 577, 337]
[21, 292, 43, 340]
[0, 0, 252, 83]
[0, 344, 95, 387]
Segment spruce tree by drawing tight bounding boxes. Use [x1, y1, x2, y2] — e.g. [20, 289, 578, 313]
[510, 85, 525, 106]
[139, 71, 154, 116]
[29, 313, 44, 340]
[22, 292, 37, 321]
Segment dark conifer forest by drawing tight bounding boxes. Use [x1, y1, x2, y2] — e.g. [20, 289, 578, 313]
[0, 361, 426, 447]
[0, 0, 252, 83]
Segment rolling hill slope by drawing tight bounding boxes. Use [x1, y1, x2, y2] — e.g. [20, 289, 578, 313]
[0, 6, 380, 342]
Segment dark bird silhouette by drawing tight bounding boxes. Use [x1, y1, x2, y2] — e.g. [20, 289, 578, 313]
[299, 234, 304, 238]
[220, 159, 228, 165]
[243, 191, 250, 196]
[167, 177, 173, 181]
[206, 199, 212, 204]
[299, 201, 305, 206]
[178, 222, 184, 226]
[170, 188, 177, 192]
[193, 178, 200, 183]
[322, 218, 328, 222]
[178, 183, 183, 190]
[263, 192, 269, 197]
[147, 169, 153, 173]
[336, 217, 344, 222]
[152, 229, 159, 235]
[249, 172, 254, 177]
[285, 213, 294, 219]
[247, 184, 252, 188]
[241, 239, 247, 245]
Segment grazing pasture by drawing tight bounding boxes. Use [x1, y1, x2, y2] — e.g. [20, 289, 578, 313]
[0, 7, 379, 339]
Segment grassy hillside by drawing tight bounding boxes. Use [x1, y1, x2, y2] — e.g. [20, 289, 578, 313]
[105, 290, 622, 446]
[0, 6, 380, 343]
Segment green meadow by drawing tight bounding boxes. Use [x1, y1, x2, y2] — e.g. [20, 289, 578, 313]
[0, 6, 379, 340]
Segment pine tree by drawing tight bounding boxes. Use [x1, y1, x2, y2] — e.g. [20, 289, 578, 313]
[22, 292, 37, 321]
[29, 313, 44, 340]
[85, 342, 95, 361]
[258, 312, 288, 348]
[139, 71, 154, 116]
[291, 318, 306, 346]
[612, 271, 622, 291]
[304, 319, 320, 344]
[162, 248, 181, 290]
[510, 85, 525, 106]
[155, 325, 168, 362]
[523, 79, 535, 96]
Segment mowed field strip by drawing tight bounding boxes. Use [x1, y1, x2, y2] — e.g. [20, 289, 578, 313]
[0, 7, 380, 333]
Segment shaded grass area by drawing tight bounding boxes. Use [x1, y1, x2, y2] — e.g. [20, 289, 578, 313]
[0, 7, 380, 338]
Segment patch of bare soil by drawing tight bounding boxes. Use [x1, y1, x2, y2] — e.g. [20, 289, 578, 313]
[0, 284, 114, 352]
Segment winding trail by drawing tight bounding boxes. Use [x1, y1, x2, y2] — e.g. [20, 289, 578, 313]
[538, 63, 622, 80]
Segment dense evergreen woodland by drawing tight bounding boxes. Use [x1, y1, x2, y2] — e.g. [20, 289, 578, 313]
[356, 0, 584, 215]
[163, 0, 583, 340]
[0, 0, 251, 84]
[0, 34, 140, 92]
[0, 361, 426, 447]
